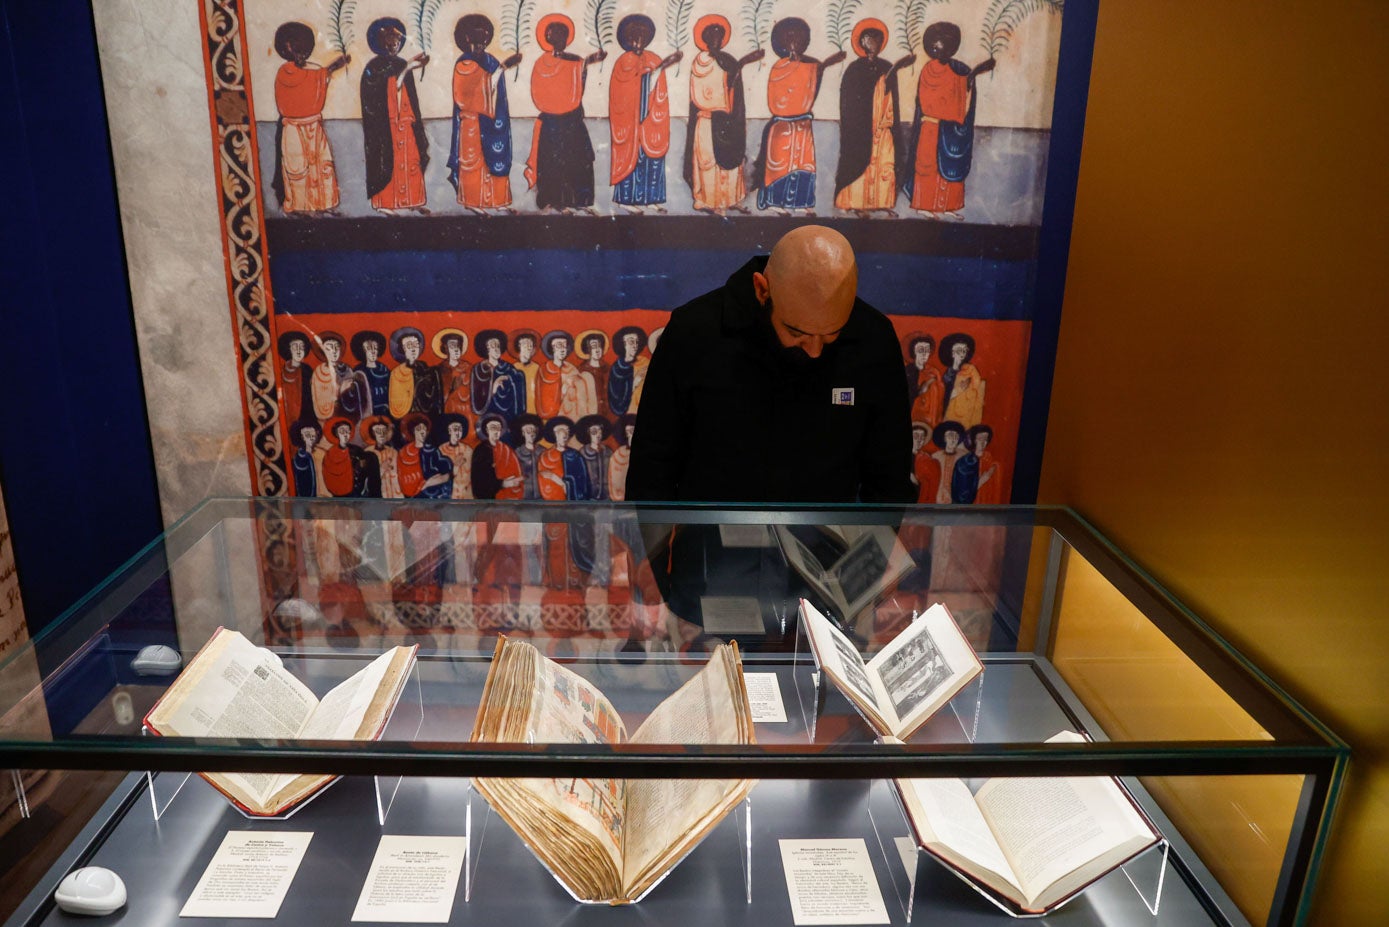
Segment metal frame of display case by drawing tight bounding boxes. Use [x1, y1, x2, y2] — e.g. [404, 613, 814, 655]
[0, 499, 1348, 927]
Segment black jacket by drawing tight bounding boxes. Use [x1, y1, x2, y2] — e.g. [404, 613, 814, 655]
[626, 257, 914, 504]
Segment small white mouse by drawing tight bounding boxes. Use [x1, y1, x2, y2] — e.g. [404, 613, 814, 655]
[131, 644, 182, 676]
[54, 866, 126, 916]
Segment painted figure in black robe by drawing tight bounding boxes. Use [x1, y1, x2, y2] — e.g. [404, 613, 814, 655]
[681, 15, 763, 213]
[524, 14, 606, 212]
[360, 17, 430, 213]
[834, 21, 914, 214]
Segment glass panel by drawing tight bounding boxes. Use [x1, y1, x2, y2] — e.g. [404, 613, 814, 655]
[0, 500, 1339, 774]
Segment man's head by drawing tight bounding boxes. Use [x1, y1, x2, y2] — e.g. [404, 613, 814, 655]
[514, 332, 537, 363]
[753, 226, 858, 360]
[401, 334, 422, 363]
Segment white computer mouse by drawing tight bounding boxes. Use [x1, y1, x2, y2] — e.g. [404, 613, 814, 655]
[131, 644, 182, 676]
[54, 866, 126, 916]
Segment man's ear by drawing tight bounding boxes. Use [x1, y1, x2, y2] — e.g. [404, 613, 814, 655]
[751, 271, 770, 306]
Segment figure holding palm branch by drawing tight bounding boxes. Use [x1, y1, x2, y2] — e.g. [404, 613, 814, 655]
[448, 14, 523, 213]
[525, 14, 607, 212]
[271, 22, 350, 215]
[903, 21, 994, 217]
[834, 19, 913, 215]
[751, 18, 845, 214]
[683, 15, 762, 214]
[360, 18, 431, 214]
[609, 15, 681, 212]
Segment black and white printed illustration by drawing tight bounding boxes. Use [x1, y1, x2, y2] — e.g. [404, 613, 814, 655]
[877, 629, 950, 720]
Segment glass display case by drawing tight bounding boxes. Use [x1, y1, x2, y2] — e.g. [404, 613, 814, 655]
[0, 499, 1346, 926]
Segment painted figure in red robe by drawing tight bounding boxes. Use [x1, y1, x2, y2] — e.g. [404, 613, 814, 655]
[271, 22, 349, 215]
[904, 22, 994, 217]
[752, 18, 844, 213]
[525, 14, 606, 213]
[448, 15, 522, 213]
[904, 334, 943, 429]
[434, 328, 473, 417]
[361, 17, 430, 215]
[608, 15, 680, 211]
[910, 423, 940, 505]
[471, 414, 525, 500]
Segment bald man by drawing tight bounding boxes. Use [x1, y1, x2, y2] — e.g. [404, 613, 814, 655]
[626, 226, 914, 502]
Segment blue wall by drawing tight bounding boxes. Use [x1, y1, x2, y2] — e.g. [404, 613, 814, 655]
[0, 1, 163, 633]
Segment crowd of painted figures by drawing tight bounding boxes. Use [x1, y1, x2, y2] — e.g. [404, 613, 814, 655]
[279, 321, 1000, 506]
[271, 14, 994, 216]
[280, 324, 656, 502]
[903, 331, 1000, 506]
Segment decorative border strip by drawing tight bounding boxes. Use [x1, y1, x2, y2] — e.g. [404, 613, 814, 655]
[200, 0, 285, 497]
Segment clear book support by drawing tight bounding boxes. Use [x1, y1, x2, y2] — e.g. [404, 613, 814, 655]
[865, 779, 1168, 920]
[5, 768, 30, 819]
[142, 660, 424, 824]
[464, 785, 753, 906]
[791, 609, 984, 744]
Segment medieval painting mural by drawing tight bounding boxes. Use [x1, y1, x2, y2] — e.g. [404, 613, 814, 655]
[160, 0, 1074, 648]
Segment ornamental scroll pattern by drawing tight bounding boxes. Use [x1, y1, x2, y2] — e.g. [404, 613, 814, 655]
[202, 0, 285, 498]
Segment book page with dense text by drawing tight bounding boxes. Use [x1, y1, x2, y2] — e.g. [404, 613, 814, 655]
[898, 777, 1021, 901]
[976, 774, 1156, 910]
[622, 645, 754, 895]
[150, 630, 319, 804]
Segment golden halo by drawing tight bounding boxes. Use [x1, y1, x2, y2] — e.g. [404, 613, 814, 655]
[852, 18, 889, 56]
[575, 329, 608, 360]
[693, 14, 732, 52]
[536, 13, 574, 52]
[431, 328, 468, 359]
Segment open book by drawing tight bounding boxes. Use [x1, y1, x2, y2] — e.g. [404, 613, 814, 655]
[774, 525, 916, 628]
[143, 627, 418, 816]
[800, 599, 982, 740]
[894, 732, 1161, 914]
[470, 636, 756, 904]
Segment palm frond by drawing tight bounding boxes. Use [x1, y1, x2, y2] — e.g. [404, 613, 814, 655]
[410, 0, 427, 47]
[420, 0, 449, 49]
[739, 0, 760, 49]
[892, 0, 911, 54]
[585, 0, 605, 49]
[501, 0, 535, 51]
[834, 0, 863, 50]
[327, 0, 357, 52]
[753, 0, 775, 48]
[668, 0, 693, 49]
[892, 0, 947, 55]
[980, 0, 1063, 58]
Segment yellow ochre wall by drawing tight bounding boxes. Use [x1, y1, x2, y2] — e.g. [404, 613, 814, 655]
[1038, 2, 1389, 923]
